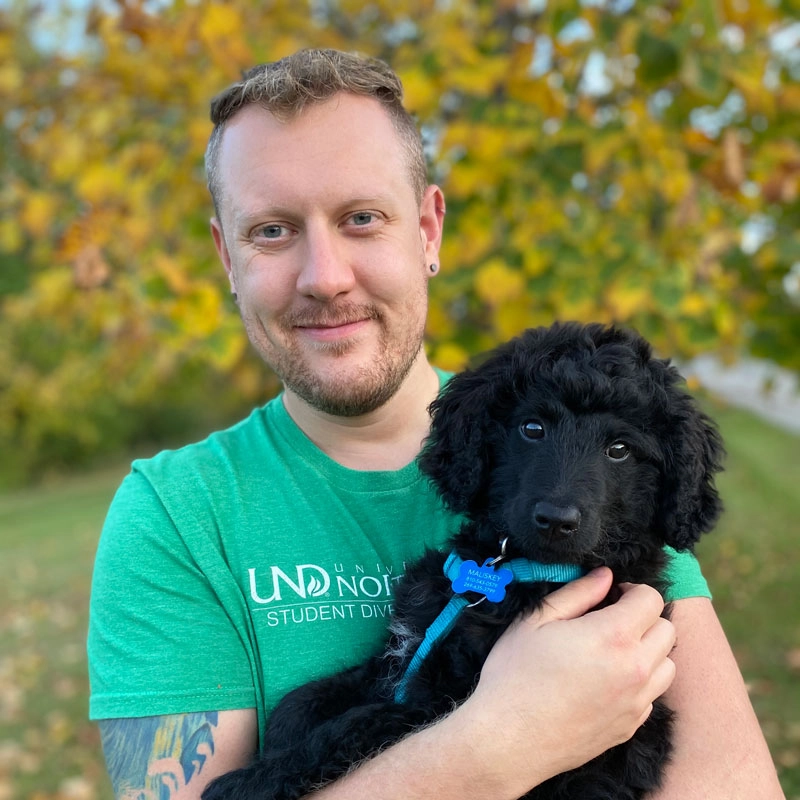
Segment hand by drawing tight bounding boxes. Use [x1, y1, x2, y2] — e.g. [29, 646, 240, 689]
[455, 567, 676, 797]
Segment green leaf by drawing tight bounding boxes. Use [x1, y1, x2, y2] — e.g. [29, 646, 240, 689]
[636, 31, 680, 84]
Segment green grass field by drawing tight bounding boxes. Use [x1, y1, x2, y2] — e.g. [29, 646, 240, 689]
[0, 400, 798, 799]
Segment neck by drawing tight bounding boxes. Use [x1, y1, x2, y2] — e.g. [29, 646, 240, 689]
[282, 353, 441, 471]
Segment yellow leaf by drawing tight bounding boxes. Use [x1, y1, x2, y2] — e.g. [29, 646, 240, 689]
[450, 204, 495, 260]
[604, 281, 651, 319]
[522, 249, 549, 277]
[155, 254, 190, 295]
[448, 57, 508, 95]
[728, 68, 776, 116]
[425, 303, 456, 340]
[685, 374, 701, 392]
[198, 4, 252, 71]
[0, 63, 23, 93]
[661, 165, 692, 203]
[76, 164, 126, 205]
[399, 67, 440, 115]
[21, 192, 58, 238]
[445, 162, 488, 199]
[714, 305, 737, 340]
[170, 283, 223, 338]
[558, 297, 603, 322]
[40, 128, 86, 182]
[495, 300, 532, 340]
[679, 292, 708, 317]
[0, 218, 23, 252]
[188, 116, 213, 153]
[475, 260, 525, 306]
[123, 215, 154, 250]
[199, 4, 242, 40]
[473, 125, 509, 162]
[431, 342, 470, 372]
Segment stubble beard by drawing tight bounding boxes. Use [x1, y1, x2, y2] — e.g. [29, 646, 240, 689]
[243, 290, 429, 418]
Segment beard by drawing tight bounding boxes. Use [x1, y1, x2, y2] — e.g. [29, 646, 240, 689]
[288, 338, 424, 417]
[242, 288, 429, 417]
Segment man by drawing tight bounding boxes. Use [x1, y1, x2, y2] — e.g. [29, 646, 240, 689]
[88, 49, 783, 799]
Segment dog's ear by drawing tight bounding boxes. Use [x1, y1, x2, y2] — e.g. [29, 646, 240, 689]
[655, 364, 725, 551]
[419, 357, 514, 517]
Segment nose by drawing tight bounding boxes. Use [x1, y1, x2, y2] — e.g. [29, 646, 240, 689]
[533, 502, 582, 536]
[296, 224, 356, 300]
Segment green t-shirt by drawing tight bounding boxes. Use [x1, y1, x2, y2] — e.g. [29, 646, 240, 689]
[88, 392, 710, 743]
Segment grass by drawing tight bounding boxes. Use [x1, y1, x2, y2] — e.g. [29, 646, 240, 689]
[695, 399, 800, 795]
[0, 464, 129, 800]
[0, 401, 798, 799]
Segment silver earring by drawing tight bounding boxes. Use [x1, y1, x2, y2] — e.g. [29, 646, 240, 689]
[429, 263, 438, 274]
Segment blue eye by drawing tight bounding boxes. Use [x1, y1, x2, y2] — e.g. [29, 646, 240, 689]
[259, 224, 286, 239]
[351, 212, 375, 226]
[520, 420, 545, 440]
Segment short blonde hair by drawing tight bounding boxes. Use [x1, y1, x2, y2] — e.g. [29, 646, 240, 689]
[205, 49, 427, 214]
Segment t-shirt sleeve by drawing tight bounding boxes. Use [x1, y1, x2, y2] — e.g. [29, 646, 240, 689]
[87, 468, 257, 720]
[662, 546, 712, 602]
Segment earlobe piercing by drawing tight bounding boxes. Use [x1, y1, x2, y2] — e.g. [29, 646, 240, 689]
[429, 263, 438, 275]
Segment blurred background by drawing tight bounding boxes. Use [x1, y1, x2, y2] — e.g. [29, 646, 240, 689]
[0, 0, 798, 797]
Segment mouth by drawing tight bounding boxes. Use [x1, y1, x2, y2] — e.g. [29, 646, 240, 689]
[512, 528, 593, 566]
[288, 304, 379, 344]
[295, 318, 371, 342]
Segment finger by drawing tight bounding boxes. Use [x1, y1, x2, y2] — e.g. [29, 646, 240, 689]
[641, 616, 677, 657]
[602, 582, 665, 634]
[533, 567, 614, 625]
[652, 654, 677, 698]
[632, 658, 675, 732]
[635, 702, 655, 731]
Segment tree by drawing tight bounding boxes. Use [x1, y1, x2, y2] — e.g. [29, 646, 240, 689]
[1, 0, 798, 482]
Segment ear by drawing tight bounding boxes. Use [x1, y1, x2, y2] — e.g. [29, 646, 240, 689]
[656, 370, 725, 550]
[419, 332, 526, 516]
[419, 184, 445, 271]
[417, 368, 502, 516]
[210, 217, 237, 294]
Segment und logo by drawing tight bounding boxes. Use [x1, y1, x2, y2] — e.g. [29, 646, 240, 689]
[248, 565, 331, 604]
[248, 563, 401, 606]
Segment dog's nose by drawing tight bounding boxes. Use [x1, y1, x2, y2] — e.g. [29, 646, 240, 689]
[533, 502, 581, 536]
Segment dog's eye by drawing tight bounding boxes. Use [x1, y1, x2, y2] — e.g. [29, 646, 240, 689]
[605, 441, 630, 461]
[520, 420, 545, 440]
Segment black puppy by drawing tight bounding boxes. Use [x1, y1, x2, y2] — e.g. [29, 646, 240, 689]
[204, 322, 724, 800]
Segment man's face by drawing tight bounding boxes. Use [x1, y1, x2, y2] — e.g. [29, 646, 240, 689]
[211, 94, 443, 416]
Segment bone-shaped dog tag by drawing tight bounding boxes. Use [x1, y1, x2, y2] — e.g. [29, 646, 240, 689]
[451, 558, 513, 602]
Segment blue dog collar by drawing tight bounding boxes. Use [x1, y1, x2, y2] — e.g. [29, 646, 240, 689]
[394, 547, 585, 703]
[444, 551, 586, 587]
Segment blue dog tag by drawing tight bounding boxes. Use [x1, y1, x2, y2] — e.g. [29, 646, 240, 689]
[451, 558, 513, 602]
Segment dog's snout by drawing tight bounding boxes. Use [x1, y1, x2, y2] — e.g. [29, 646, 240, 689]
[533, 502, 582, 536]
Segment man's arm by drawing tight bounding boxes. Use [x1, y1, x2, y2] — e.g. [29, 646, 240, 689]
[99, 708, 257, 800]
[311, 577, 785, 799]
[98, 580, 783, 800]
[311, 568, 677, 800]
[98, 569, 667, 800]
[651, 597, 784, 799]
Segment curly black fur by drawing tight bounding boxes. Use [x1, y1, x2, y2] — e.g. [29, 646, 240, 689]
[203, 322, 725, 800]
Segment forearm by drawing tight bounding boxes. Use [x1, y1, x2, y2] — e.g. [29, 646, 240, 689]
[99, 709, 257, 800]
[309, 702, 548, 800]
[650, 598, 784, 799]
[311, 575, 674, 800]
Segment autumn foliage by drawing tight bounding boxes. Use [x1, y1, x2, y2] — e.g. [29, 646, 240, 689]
[1, 0, 798, 482]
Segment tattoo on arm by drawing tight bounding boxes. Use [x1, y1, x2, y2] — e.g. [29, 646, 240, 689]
[99, 712, 219, 799]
